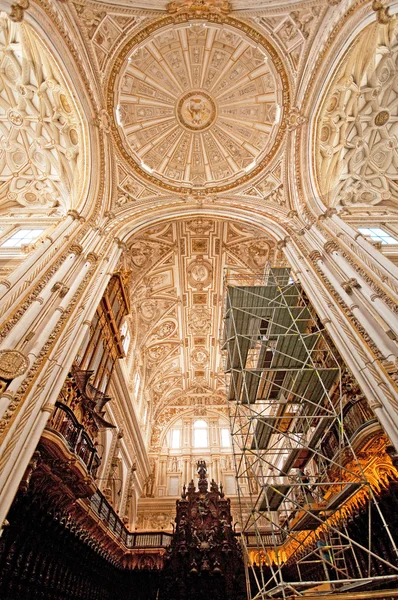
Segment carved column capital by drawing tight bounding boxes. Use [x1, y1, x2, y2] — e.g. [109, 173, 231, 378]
[51, 282, 69, 297]
[85, 252, 99, 264]
[309, 250, 323, 263]
[372, 0, 392, 24]
[115, 238, 127, 250]
[67, 209, 85, 222]
[70, 243, 84, 255]
[10, 1, 29, 22]
[323, 241, 339, 254]
[319, 208, 337, 221]
[341, 278, 361, 294]
[277, 236, 290, 250]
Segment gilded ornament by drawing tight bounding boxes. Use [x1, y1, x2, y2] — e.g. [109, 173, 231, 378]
[177, 91, 216, 132]
[375, 110, 389, 126]
[109, 15, 289, 193]
[0, 349, 29, 380]
[187, 258, 213, 289]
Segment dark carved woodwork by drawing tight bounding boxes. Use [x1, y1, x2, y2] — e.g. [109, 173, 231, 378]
[160, 461, 246, 600]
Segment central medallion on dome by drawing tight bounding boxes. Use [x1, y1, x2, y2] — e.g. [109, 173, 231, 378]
[110, 18, 289, 192]
[177, 91, 216, 131]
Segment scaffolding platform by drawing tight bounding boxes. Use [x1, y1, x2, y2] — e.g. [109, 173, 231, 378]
[222, 265, 398, 599]
[259, 484, 291, 511]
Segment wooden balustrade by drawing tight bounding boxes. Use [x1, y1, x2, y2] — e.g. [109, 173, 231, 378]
[48, 402, 101, 477]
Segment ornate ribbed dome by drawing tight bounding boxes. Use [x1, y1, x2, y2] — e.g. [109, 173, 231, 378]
[111, 20, 287, 192]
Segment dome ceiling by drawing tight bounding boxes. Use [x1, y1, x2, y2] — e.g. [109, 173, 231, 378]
[110, 17, 289, 193]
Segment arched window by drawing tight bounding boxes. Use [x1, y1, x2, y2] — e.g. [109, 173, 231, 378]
[193, 420, 208, 448]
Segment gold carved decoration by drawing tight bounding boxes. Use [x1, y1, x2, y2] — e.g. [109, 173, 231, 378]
[0, 349, 29, 380]
[167, 0, 232, 14]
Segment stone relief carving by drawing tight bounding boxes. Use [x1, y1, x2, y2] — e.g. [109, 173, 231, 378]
[256, 7, 323, 72]
[187, 257, 213, 289]
[188, 308, 212, 333]
[166, 0, 231, 14]
[0, 15, 83, 215]
[317, 22, 398, 210]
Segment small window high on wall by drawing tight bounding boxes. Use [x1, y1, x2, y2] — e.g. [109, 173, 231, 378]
[1, 229, 44, 248]
[193, 420, 208, 448]
[221, 428, 231, 447]
[120, 320, 131, 354]
[171, 429, 181, 449]
[358, 228, 398, 245]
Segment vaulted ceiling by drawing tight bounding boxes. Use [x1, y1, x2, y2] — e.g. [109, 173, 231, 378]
[122, 217, 286, 449]
[0, 15, 84, 218]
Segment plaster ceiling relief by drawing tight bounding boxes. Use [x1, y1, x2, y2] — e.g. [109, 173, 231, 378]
[122, 218, 286, 447]
[110, 16, 289, 193]
[316, 21, 398, 211]
[72, 2, 146, 73]
[256, 6, 324, 74]
[0, 14, 84, 216]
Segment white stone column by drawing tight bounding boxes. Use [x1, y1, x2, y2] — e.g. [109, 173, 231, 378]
[0, 212, 82, 303]
[0, 238, 123, 527]
[283, 237, 398, 451]
[314, 251, 396, 362]
[0, 246, 84, 352]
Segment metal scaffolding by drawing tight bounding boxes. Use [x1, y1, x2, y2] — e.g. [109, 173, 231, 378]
[222, 266, 398, 599]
